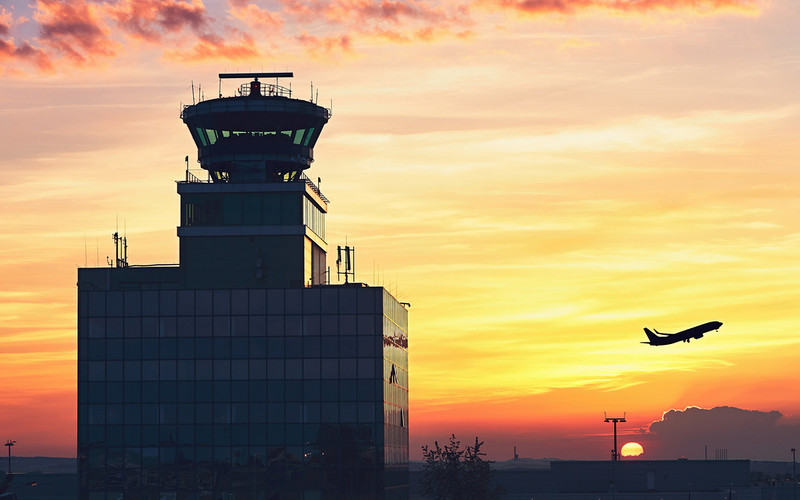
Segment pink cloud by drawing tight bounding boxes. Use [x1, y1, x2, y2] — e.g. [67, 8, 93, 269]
[163, 30, 260, 62]
[227, 1, 284, 31]
[282, 0, 473, 45]
[35, 0, 118, 64]
[0, 38, 54, 71]
[295, 31, 354, 58]
[490, 0, 760, 15]
[111, 0, 211, 42]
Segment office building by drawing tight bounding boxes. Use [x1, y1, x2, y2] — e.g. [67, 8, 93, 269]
[77, 73, 409, 499]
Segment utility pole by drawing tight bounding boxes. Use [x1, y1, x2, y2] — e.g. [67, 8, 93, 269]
[4, 440, 15, 474]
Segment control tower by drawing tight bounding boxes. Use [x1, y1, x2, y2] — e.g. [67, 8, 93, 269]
[179, 72, 330, 288]
[77, 72, 409, 500]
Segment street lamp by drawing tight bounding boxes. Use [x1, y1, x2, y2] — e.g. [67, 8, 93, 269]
[4, 440, 15, 474]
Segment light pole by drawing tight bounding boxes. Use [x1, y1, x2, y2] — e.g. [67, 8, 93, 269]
[4, 440, 15, 474]
[604, 412, 626, 500]
[604, 413, 626, 462]
[792, 447, 796, 500]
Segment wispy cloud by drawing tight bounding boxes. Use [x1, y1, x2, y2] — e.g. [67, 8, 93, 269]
[163, 30, 260, 62]
[0, 0, 764, 74]
[489, 0, 761, 16]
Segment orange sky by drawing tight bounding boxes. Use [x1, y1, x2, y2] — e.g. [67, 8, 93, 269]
[2, 0, 800, 460]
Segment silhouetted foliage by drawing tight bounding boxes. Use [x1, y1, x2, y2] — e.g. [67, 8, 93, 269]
[420, 434, 504, 500]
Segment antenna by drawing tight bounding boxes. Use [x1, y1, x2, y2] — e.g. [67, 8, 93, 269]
[191, 80, 195, 105]
[336, 245, 355, 284]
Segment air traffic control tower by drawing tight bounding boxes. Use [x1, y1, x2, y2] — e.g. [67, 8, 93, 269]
[77, 73, 410, 500]
[179, 73, 330, 289]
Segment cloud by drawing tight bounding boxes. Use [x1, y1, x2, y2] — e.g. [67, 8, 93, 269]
[282, 0, 473, 43]
[35, 0, 118, 64]
[645, 406, 798, 460]
[163, 31, 260, 62]
[0, 7, 54, 71]
[2, 0, 764, 74]
[295, 31, 355, 59]
[111, 0, 211, 42]
[227, 0, 284, 30]
[489, 0, 761, 16]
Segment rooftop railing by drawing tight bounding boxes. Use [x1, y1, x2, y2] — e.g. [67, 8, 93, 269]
[179, 170, 330, 204]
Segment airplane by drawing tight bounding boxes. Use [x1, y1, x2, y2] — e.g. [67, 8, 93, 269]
[641, 321, 722, 346]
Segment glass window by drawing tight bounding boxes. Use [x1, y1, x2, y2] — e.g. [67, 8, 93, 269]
[303, 127, 315, 147]
[267, 359, 284, 380]
[106, 362, 123, 381]
[285, 359, 302, 379]
[339, 359, 357, 379]
[249, 359, 266, 380]
[142, 291, 158, 315]
[124, 291, 141, 316]
[88, 361, 104, 381]
[87, 291, 106, 317]
[124, 360, 141, 380]
[195, 127, 208, 146]
[124, 317, 141, 338]
[142, 361, 158, 381]
[321, 359, 338, 379]
[159, 317, 177, 337]
[285, 289, 302, 314]
[267, 316, 284, 337]
[340, 337, 357, 357]
[107, 318, 123, 338]
[285, 316, 301, 336]
[177, 360, 194, 380]
[160, 290, 177, 315]
[321, 402, 338, 421]
[232, 359, 248, 380]
[303, 359, 321, 379]
[249, 337, 266, 357]
[213, 359, 231, 380]
[231, 316, 248, 337]
[213, 316, 230, 337]
[160, 360, 177, 381]
[267, 289, 284, 314]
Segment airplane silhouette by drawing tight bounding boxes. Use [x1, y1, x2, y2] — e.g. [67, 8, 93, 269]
[641, 321, 722, 346]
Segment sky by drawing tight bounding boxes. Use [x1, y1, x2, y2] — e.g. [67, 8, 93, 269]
[1, 0, 799, 461]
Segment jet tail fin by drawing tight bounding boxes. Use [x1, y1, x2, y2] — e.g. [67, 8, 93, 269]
[643, 327, 660, 344]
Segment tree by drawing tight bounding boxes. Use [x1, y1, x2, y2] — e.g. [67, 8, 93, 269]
[420, 435, 504, 500]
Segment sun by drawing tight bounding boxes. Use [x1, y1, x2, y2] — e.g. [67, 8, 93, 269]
[620, 442, 644, 457]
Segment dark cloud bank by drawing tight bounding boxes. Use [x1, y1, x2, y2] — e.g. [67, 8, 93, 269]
[643, 406, 799, 461]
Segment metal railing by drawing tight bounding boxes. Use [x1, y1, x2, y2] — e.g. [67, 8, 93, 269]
[178, 170, 329, 203]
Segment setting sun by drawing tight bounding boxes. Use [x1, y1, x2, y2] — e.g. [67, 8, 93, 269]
[621, 442, 644, 458]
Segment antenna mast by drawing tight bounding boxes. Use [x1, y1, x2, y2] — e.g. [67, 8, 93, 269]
[336, 245, 355, 284]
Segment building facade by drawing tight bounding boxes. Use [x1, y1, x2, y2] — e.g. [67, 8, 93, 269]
[77, 73, 409, 499]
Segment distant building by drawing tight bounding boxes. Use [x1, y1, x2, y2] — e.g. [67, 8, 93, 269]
[411, 459, 755, 500]
[77, 73, 409, 499]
